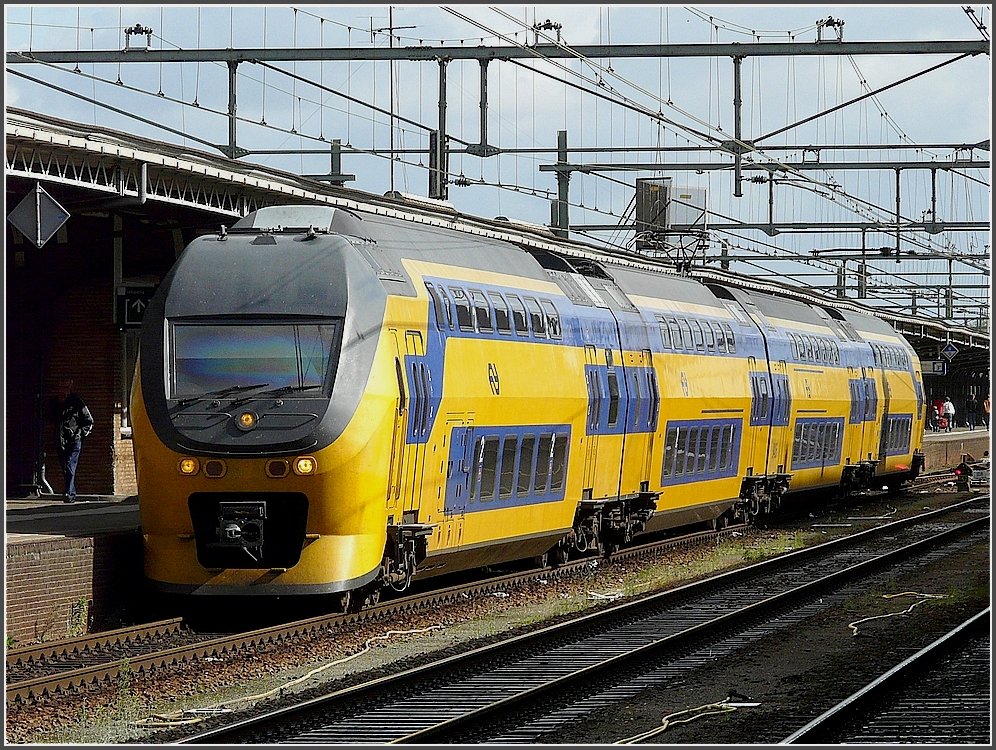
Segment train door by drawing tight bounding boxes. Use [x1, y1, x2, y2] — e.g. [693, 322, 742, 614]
[404, 330, 429, 516]
[768, 359, 788, 473]
[640, 348, 658, 482]
[877, 366, 893, 464]
[386, 329, 407, 520]
[582, 344, 600, 493]
[746, 355, 761, 470]
[441, 415, 474, 551]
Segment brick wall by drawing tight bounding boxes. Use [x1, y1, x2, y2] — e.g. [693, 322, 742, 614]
[923, 433, 991, 469]
[4, 532, 143, 645]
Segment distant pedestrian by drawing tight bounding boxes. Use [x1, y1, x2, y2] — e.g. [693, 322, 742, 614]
[928, 404, 940, 432]
[965, 394, 979, 431]
[49, 378, 94, 503]
[984, 394, 991, 430]
[942, 396, 956, 433]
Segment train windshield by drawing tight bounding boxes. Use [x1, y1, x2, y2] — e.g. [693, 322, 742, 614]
[169, 322, 338, 399]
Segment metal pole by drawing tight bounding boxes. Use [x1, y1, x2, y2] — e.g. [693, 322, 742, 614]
[227, 61, 238, 159]
[554, 130, 570, 239]
[433, 57, 449, 200]
[733, 56, 744, 198]
[389, 6, 395, 193]
[894, 168, 901, 261]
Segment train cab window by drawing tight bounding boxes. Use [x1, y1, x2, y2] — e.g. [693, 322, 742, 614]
[712, 322, 727, 353]
[669, 319, 683, 351]
[489, 292, 511, 335]
[506, 294, 528, 336]
[451, 288, 474, 332]
[535, 433, 553, 494]
[479, 436, 500, 502]
[499, 435, 518, 499]
[517, 434, 536, 496]
[550, 434, 567, 491]
[469, 289, 492, 333]
[663, 427, 679, 477]
[691, 320, 705, 352]
[524, 296, 545, 337]
[540, 299, 562, 339]
[722, 323, 736, 353]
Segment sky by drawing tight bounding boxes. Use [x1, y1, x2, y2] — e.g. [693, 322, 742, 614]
[4, 4, 992, 326]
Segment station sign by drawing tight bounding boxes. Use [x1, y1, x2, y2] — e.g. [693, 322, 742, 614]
[940, 342, 959, 362]
[116, 284, 157, 330]
[921, 360, 947, 376]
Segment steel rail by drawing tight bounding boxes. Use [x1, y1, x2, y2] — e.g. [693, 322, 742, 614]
[780, 607, 991, 744]
[176, 498, 986, 744]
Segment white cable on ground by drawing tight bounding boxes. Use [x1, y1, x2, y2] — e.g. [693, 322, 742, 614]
[847, 592, 948, 636]
[131, 625, 443, 728]
[614, 699, 739, 744]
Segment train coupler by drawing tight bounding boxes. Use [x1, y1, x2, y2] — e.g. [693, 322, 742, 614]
[384, 523, 434, 590]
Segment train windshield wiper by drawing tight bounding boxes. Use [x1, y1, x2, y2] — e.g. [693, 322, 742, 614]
[260, 384, 323, 397]
[174, 383, 271, 406]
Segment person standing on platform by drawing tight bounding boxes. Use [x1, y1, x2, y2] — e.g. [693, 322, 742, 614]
[49, 378, 94, 503]
[928, 403, 940, 432]
[942, 396, 956, 433]
[983, 394, 991, 430]
[965, 394, 978, 431]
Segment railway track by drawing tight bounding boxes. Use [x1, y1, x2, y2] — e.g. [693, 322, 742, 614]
[175, 496, 988, 744]
[783, 607, 991, 744]
[5, 522, 741, 705]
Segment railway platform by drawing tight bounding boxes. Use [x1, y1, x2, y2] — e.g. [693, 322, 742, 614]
[4, 427, 990, 646]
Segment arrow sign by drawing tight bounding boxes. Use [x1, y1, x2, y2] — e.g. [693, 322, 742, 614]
[940, 342, 959, 362]
[117, 285, 157, 329]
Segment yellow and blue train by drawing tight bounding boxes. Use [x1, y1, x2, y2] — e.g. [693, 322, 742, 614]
[131, 202, 925, 609]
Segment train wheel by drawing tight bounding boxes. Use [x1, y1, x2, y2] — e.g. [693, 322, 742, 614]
[553, 545, 569, 567]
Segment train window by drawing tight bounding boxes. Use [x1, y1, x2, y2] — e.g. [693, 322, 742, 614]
[489, 292, 511, 335]
[722, 323, 736, 353]
[712, 322, 727, 353]
[524, 296, 545, 337]
[499, 435, 518, 499]
[470, 289, 492, 332]
[663, 427, 679, 477]
[708, 427, 721, 472]
[790, 334, 799, 360]
[792, 424, 802, 462]
[647, 368, 660, 432]
[630, 370, 643, 431]
[437, 286, 454, 329]
[691, 320, 705, 352]
[675, 428, 688, 476]
[695, 428, 708, 473]
[517, 434, 536, 496]
[535, 433, 553, 494]
[469, 437, 483, 502]
[831, 340, 839, 364]
[606, 368, 620, 427]
[669, 319, 683, 351]
[451, 288, 474, 332]
[678, 320, 694, 351]
[704, 322, 716, 352]
[425, 283, 444, 329]
[506, 294, 528, 336]
[479, 436, 500, 502]
[658, 317, 672, 350]
[550, 434, 568, 492]
[585, 369, 597, 431]
[540, 299, 562, 339]
[720, 424, 734, 469]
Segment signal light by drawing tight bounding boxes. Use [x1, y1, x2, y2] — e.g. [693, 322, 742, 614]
[178, 458, 200, 476]
[293, 456, 317, 476]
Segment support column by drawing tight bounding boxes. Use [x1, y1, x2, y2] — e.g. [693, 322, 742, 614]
[733, 55, 744, 198]
[551, 129, 570, 239]
[223, 61, 247, 159]
[429, 58, 450, 200]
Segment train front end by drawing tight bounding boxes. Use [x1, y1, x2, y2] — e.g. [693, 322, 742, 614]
[132, 206, 395, 599]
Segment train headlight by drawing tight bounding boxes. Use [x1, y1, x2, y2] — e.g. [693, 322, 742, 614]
[236, 411, 258, 431]
[178, 457, 200, 476]
[293, 456, 318, 476]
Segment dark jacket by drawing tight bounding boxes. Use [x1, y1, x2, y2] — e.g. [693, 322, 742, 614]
[52, 393, 94, 451]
